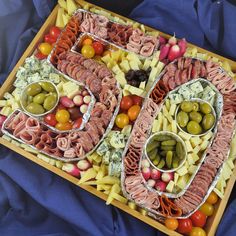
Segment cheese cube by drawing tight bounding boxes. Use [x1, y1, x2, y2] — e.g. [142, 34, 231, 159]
[150, 57, 158, 68]
[202, 131, 213, 141]
[178, 131, 192, 140]
[190, 136, 202, 148]
[177, 175, 189, 189]
[126, 53, 142, 66]
[171, 120, 177, 134]
[187, 154, 195, 165]
[149, 67, 158, 81]
[188, 165, 197, 174]
[0, 106, 13, 116]
[152, 119, 159, 133]
[200, 140, 209, 151]
[129, 61, 139, 70]
[156, 61, 165, 75]
[222, 163, 232, 180]
[192, 153, 200, 162]
[166, 180, 175, 193]
[213, 188, 224, 199]
[115, 72, 127, 88]
[193, 145, 201, 154]
[169, 104, 177, 116]
[142, 59, 152, 70]
[112, 65, 122, 74]
[174, 173, 179, 184]
[128, 86, 144, 96]
[227, 159, 234, 170]
[177, 166, 188, 176]
[139, 81, 146, 90]
[163, 105, 173, 123]
[0, 100, 7, 107]
[123, 90, 130, 96]
[163, 117, 168, 131]
[119, 60, 130, 73]
[165, 99, 171, 111]
[185, 140, 193, 152]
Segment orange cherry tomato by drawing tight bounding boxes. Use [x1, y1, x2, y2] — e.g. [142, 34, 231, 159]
[55, 122, 72, 131]
[128, 105, 141, 121]
[206, 192, 218, 205]
[120, 95, 133, 110]
[55, 109, 70, 123]
[130, 95, 142, 106]
[190, 227, 206, 236]
[38, 42, 52, 56]
[199, 202, 214, 216]
[81, 45, 95, 58]
[115, 113, 129, 128]
[190, 210, 207, 228]
[177, 218, 193, 234]
[82, 38, 93, 46]
[165, 218, 179, 230]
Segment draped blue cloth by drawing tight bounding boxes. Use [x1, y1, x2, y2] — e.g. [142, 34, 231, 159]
[0, 1, 236, 235]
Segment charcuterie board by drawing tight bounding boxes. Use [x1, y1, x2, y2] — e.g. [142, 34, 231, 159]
[1, 1, 236, 235]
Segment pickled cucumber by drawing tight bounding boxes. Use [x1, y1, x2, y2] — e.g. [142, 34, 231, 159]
[157, 159, 165, 168]
[153, 135, 172, 141]
[146, 141, 160, 152]
[161, 145, 175, 151]
[176, 142, 184, 159]
[148, 149, 158, 161]
[172, 155, 179, 169]
[161, 140, 176, 146]
[166, 151, 173, 168]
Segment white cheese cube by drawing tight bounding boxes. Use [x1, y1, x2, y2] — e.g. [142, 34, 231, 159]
[202, 131, 213, 141]
[171, 120, 177, 134]
[190, 136, 202, 147]
[193, 145, 201, 154]
[177, 166, 188, 176]
[119, 60, 130, 73]
[188, 165, 197, 174]
[185, 140, 193, 152]
[169, 104, 177, 116]
[166, 180, 175, 193]
[178, 131, 192, 140]
[200, 140, 209, 151]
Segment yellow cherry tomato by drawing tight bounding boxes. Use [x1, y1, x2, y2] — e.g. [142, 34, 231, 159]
[55, 122, 72, 131]
[206, 192, 218, 205]
[38, 42, 52, 56]
[199, 202, 214, 216]
[81, 45, 95, 58]
[190, 227, 206, 236]
[165, 218, 179, 230]
[128, 105, 141, 121]
[55, 109, 70, 123]
[115, 113, 129, 128]
[82, 38, 93, 46]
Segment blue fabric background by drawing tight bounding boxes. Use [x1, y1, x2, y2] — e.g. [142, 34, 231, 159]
[0, 0, 236, 235]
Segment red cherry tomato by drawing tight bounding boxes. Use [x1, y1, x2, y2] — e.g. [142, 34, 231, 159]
[92, 41, 104, 55]
[190, 210, 207, 228]
[177, 218, 193, 234]
[49, 26, 61, 39]
[44, 113, 57, 126]
[73, 117, 83, 129]
[55, 122, 72, 131]
[120, 96, 133, 110]
[44, 34, 56, 44]
[35, 51, 47, 60]
[131, 95, 142, 106]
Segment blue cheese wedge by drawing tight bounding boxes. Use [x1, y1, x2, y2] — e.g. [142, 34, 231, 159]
[96, 140, 110, 156]
[189, 81, 203, 94]
[108, 162, 121, 178]
[110, 150, 122, 162]
[168, 94, 183, 104]
[109, 132, 125, 149]
[102, 150, 110, 165]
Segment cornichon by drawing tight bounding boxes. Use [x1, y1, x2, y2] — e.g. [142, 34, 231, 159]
[172, 155, 179, 169]
[161, 140, 176, 146]
[157, 159, 165, 168]
[166, 151, 173, 168]
[148, 148, 158, 161]
[153, 135, 172, 141]
[161, 145, 175, 151]
[146, 141, 160, 152]
[176, 142, 184, 159]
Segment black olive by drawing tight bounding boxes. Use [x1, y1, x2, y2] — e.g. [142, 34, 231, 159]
[125, 69, 136, 80]
[129, 80, 140, 87]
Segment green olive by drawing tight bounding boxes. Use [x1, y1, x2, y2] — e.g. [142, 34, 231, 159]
[26, 83, 42, 96]
[180, 101, 193, 113]
[192, 102, 199, 111]
[43, 95, 57, 111]
[189, 111, 202, 123]
[50, 92, 58, 99]
[26, 102, 45, 114]
[187, 121, 202, 135]
[177, 111, 189, 128]
[33, 93, 46, 104]
[202, 113, 215, 130]
[40, 82, 55, 92]
[200, 103, 212, 114]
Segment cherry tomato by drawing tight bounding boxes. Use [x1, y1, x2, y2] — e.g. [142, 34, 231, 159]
[38, 42, 53, 56]
[44, 34, 56, 44]
[199, 202, 214, 216]
[49, 26, 61, 39]
[55, 122, 72, 131]
[177, 218, 193, 234]
[165, 218, 179, 230]
[44, 113, 57, 126]
[120, 96, 133, 110]
[102, 50, 111, 56]
[206, 192, 218, 205]
[35, 51, 47, 60]
[115, 113, 129, 128]
[131, 95, 142, 106]
[92, 41, 104, 55]
[82, 38, 93, 46]
[81, 45, 95, 58]
[55, 109, 70, 123]
[190, 210, 207, 228]
[73, 117, 83, 129]
[190, 227, 206, 236]
[128, 105, 141, 121]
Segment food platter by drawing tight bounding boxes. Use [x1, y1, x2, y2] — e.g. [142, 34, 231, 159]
[0, 1, 236, 235]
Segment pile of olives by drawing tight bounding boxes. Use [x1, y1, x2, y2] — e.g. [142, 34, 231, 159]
[22, 81, 58, 115]
[125, 68, 151, 87]
[146, 132, 186, 171]
[176, 100, 215, 135]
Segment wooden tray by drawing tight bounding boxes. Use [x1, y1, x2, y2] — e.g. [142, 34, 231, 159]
[0, 1, 236, 235]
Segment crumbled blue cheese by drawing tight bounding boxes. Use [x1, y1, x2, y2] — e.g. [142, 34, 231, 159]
[108, 162, 121, 177]
[110, 150, 122, 162]
[102, 150, 110, 165]
[49, 73, 61, 84]
[189, 81, 203, 94]
[109, 132, 125, 149]
[168, 94, 183, 104]
[96, 140, 110, 156]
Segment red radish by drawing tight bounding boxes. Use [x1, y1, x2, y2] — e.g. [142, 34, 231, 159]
[159, 36, 167, 45]
[83, 95, 91, 104]
[168, 34, 177, 46]
[80, 104, 88, 114]
[178, 38, 187, 56]
[159, 43, 170, 61]
[147, 179, 156, 188]
[77, 159, 91, 171]
[161, 172, 174, 183]
[141, 159, 150, 168]
[62, 163, 80, 177]
[60, 96, 74, 108]
[142, 167, 151, 180]
[0, 115, 7, 127]
[168, 45, 181, 61]
[151, 169, 161, 180]
[82, 90, 89, 96]
[155, 180, 167, 192]
[73, 95, 83, 106]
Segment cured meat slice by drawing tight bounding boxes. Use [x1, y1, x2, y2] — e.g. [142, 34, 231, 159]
[57, 137, 71, 151]
[25, 117, 40, 132]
